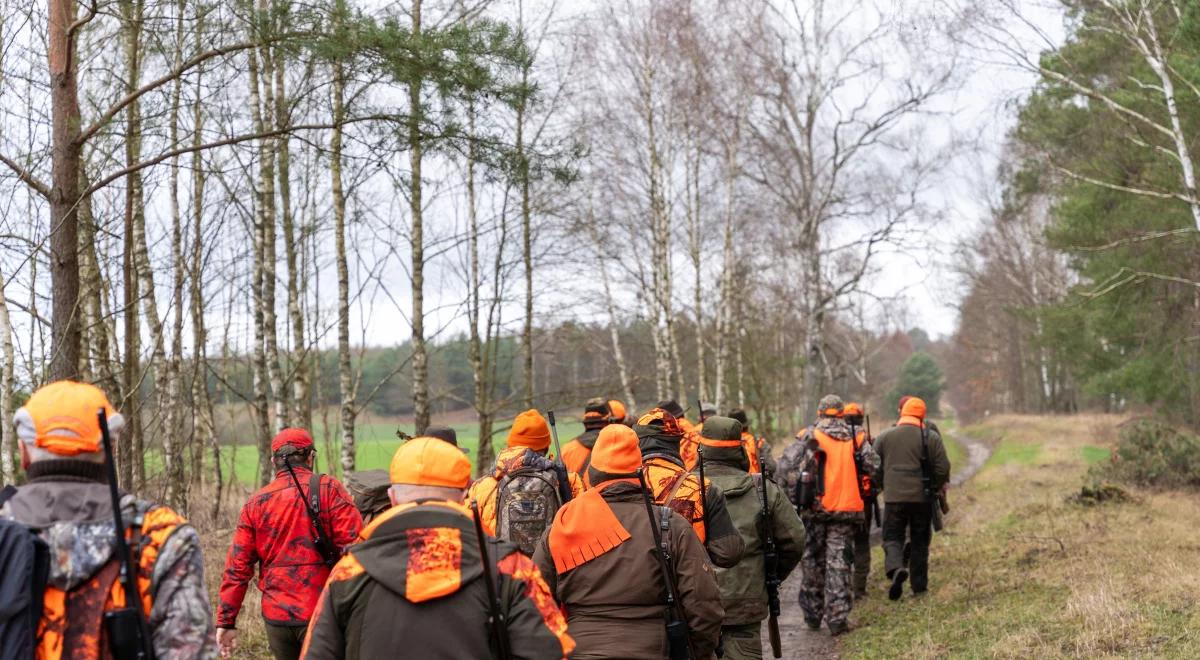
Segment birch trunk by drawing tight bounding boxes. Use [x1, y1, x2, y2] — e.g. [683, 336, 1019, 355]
[162, 0, 186, 510]
[248, 38, 273, 484]
[597, 235, 636, 410]
[465, 101, 493, 476]
[0, 269, 14, 485]
[686, 141, 705, 400]
[331, 18, 357, 472]
[276, 41, 309, 428]
[409, 0, 430, 434]
[516, 27, 534, 408]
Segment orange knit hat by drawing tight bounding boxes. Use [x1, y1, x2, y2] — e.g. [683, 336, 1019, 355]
[507, 409, 551, 451]
[607, 399, 627, 423]
[900, 397, 927, 419]
[590, 424, 642, 474]
[388, 437, 472, 489]
[16, 380, 121, 456]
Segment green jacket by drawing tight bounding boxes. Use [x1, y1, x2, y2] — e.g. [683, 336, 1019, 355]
[704, 455, 805, 625]
[873, 422, 951, 504]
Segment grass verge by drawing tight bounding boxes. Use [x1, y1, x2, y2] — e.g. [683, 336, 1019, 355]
[843, 413, 1200, 658]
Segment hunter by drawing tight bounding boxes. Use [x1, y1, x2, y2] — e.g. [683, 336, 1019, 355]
[659, 399, 702, 471]
[559, 398, 612, 475]
[636, 407, 745, 568]
[531, 424, 723, 659]
[0, 381, 215, 658]
[728, 408, 773, 476]
[468, 409, 582, 554]
[787, 394, 879, 635]
[217, 428, 363, 660]
[843, 402, 876, 599]
[302, 437, 574, 659]
[873, 396, 951, 600]
[700, 416, 806, 659]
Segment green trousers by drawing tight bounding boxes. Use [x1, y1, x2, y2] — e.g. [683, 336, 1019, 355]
[721, 622, 763, 660]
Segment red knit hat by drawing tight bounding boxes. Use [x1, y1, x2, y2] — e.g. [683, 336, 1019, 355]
[271, 428, 314, 454]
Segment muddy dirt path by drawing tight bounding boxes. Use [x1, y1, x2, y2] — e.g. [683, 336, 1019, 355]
[764, 431, 991, 659]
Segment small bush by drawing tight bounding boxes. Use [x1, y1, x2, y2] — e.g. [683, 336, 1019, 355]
[1090, 418, 1200, 489]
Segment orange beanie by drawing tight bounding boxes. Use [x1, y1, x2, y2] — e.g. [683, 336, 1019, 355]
[844, 402, 863, 416]
[389, 437, 472, 489]
[507, 409, 551, 451]
[590, 424, 642, 474]
[17, 380, 121, 456]
[900, 397, 927, 419]
[607, 399, 627, 423]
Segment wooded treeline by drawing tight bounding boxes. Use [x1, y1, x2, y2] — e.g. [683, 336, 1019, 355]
[0, 0, 969, 509]
[945, 1, 1200, 428]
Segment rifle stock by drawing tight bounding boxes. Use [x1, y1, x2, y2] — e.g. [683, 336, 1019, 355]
[545, 410, 573, 504]
[638, 468, 695, 660]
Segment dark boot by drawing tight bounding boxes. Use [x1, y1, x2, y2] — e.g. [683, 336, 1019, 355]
[805, 618, 822, 630]
[828, 621, 849, 636]
[888, 568, 908, 601]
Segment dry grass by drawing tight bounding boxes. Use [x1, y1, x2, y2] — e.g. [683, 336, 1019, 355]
[843, 413, 1200, 659]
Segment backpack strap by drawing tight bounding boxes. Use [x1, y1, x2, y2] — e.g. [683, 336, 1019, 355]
[309, 472, 323, 517]
[0, 484, 16, 509]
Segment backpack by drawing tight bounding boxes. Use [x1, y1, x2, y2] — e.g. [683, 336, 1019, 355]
[495, 465, 563, 555]
[0, 516, 50, 660]
[345, 470, 392, 524]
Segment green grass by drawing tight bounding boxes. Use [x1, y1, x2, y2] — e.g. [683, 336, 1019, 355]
[218, 419, 585, 486]
[986, 438, 1042, 466]
[1081, 445, 1112, 465]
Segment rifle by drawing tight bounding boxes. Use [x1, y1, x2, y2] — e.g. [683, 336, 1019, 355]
[98, 409, 155, 660]
[283, 459, 341, 567]
[918, 421, 944, 532]
[757, 455, 783, 659]
[696, 445, 710, 549]
[638, 467, 695, 660]
[471, 502, 512, 660]
[546, 411, 574, 505]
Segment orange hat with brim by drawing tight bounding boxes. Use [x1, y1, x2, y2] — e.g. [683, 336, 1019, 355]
[507, 409, 551, 451]
[900, 397, 927, 419]
[19, 380, 120, 456]
[389, 437, 472, 489]
[590, 424, 642, 474]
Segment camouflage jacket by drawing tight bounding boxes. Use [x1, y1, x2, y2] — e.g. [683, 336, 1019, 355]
[1, 471, 216, 659]
[775, 419, 880, 523]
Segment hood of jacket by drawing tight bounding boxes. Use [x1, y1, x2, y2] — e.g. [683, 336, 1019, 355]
[352, 501, 517, 604]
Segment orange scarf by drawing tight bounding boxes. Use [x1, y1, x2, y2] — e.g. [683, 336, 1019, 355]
[547, 479, 634, 574]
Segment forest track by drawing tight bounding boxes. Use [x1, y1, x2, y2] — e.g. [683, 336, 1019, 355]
[766, 431, 992, 659]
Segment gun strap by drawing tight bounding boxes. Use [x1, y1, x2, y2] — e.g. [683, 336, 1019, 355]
[287, 465, 336, 563]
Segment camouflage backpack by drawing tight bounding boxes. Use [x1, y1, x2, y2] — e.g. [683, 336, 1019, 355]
[495, 464, 564, 555]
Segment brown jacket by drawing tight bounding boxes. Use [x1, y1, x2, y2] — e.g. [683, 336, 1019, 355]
[532, 481, 724, 660]
[302, 500, 573, 660]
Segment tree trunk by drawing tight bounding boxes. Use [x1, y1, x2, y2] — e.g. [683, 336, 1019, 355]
[598, 241, 636, 411]
[163, 0, 186, 511]
[409, 0, 430, 434]
[0, 268, 15, 485]
[517, 49, 534, 409]
[465, 101, 493, 477]
[248, 37, 273, 485]
[686, 140, 706, 401]
[331, 14, 357, 472]
[47, 0, 83, 382]
[276, 37, 309, 429]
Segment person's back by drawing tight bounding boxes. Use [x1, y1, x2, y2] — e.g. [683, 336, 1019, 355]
[532, 425, 723, 660]
[635, 408, 745, 568]
[217, 428, 363, 659]
[303, 437, 573, 660]
[0, 380, 215, 659]
[700, 417, 805, 659]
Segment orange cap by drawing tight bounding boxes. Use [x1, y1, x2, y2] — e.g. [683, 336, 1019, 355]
[844, 403, 863, 416]
[607, 399, 627, 423]
[900, 397, 927, 419]
[590, 424, 642, 474]
[507, 409, 551, 451]
[19, 381, 119, 456]
[389, 437, 472, 489]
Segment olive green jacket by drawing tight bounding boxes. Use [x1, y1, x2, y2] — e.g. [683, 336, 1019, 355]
[873, 422, 951, 504]
[704, 459, 805, 625]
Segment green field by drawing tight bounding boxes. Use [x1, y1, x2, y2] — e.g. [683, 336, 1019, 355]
[217, 418, 586, 486]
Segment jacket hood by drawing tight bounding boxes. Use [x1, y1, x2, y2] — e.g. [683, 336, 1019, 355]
[704, 444, 751, 472]
[352, 501, 519, 604]
[638, 434, 682, 461]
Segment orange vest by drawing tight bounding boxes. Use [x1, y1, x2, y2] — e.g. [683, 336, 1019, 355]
[37, 505, 184, 660]
[812, 429, 864, 513]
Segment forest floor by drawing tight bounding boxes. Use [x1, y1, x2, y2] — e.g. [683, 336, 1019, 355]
[836, 413, 1200, 659]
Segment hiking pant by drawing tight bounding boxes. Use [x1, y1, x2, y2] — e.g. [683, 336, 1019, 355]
[883, 501, 933, 592]
[852, 520, 871, 596]
[799, 520, 856, 627]
[721, 622, 762, 660]
[264, 622, 308, 660]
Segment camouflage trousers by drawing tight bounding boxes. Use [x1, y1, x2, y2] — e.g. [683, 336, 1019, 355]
[799, 520, 856, 627]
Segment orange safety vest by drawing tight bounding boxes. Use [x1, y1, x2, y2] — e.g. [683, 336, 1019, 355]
[812, 429, 864, 513]
[37, 505, 184, 660]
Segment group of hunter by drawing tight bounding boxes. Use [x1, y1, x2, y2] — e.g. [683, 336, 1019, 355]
[0, 381, 950, 659]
